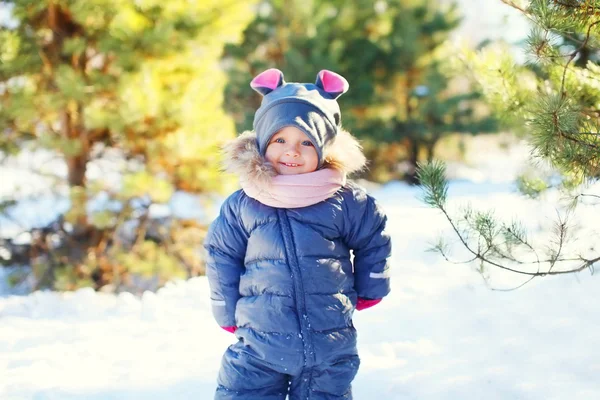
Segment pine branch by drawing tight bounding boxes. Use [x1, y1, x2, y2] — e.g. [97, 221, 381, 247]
[441, 202, 598, 275]
[418, 162, 600, 277]
[500, 0, 528, 14]
[552, 0, 600, 16]
[575, 193, 600, 200]
[560, 19, 600, 96]
[489, 275, 538, 291]
[502, 1, 600, 113]
[559, 130, 600, 149]
[547, 210, 568, 272]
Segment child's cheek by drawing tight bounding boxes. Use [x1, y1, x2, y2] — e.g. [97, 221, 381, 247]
[305, 147, 319, 172]
[264, 145, 277, 164]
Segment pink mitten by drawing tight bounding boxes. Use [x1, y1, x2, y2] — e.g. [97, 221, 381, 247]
[221, 326, 237, 334]
[356, 298, 382, 311]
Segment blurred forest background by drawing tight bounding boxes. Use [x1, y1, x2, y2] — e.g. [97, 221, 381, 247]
[1, 0, 598, 292]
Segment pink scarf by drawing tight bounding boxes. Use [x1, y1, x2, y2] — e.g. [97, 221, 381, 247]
[241, 168, 346, 208]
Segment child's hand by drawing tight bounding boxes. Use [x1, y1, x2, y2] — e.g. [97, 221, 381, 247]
[356, 298, 382, 311]
[221, 326, 237, 334]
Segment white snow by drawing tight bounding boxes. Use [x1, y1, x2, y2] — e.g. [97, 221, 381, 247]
[2, 139, 600, 399]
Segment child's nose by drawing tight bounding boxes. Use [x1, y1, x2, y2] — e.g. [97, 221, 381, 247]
[285, 145, 300, 157]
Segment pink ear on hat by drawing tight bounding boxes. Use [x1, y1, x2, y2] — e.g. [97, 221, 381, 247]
[315, 70, 349, 99]
[250, 68, 285, 96]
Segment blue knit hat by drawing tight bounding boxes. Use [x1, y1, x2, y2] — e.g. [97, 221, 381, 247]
[251, 69, 349, 167]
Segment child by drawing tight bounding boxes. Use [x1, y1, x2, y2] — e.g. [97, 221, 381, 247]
[204, 68, 391, 400]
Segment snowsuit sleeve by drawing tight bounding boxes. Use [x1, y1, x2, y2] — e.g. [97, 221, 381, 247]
[204, 191, 248, 328]
[342, 186, 391, 300]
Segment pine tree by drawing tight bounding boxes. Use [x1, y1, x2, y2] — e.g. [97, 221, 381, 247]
[418, 0, 600, 282]
[0, 0, 256, 290]
[223, 0, 491, 183]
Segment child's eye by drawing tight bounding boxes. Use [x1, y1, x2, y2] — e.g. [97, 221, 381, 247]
[302, 141, 313, 147]
[274, 138, 285, 143]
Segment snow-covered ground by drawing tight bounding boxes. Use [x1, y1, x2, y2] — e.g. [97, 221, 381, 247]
[1, 139, 600, 399]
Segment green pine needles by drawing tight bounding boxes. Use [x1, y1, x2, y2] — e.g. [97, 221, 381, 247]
[418, 1, 600, 285]
[417, 160, 448, 208]
[0, 1, 257, 291]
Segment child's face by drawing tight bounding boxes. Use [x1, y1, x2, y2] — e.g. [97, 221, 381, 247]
[265, 126, 319, 175]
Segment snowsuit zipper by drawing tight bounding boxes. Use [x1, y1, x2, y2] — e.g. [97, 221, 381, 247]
[277, 209, 316, 368]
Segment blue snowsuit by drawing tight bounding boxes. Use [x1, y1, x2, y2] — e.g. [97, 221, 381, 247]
[204, 177, 391, 399]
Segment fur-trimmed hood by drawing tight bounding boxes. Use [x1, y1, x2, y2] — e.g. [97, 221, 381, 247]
[222, 129, 367, 186]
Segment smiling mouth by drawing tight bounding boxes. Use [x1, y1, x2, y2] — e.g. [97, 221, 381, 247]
[280, 162, 302, 167]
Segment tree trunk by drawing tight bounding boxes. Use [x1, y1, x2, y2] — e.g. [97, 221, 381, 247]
[405, 138, 420, 185]
[404, 68, 422, 185]
[426, 138, 438, 162]
[48, 3, 89, 188]
[63, 107, 92, 239]
[63, 108, 88, 187]
[67, 155, 87, 186]
[575, 44, 590, 68]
